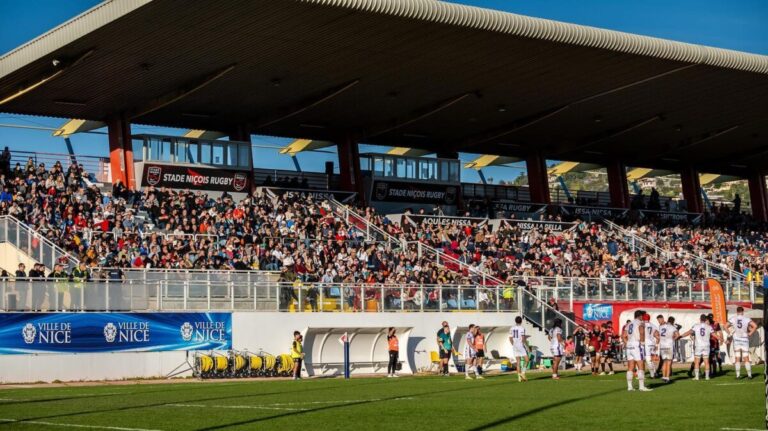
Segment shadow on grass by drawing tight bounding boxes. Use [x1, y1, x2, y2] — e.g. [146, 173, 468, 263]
[193, 378, 521, 431]
[463, 387, 625, 431]
[0, 378, 392, 427]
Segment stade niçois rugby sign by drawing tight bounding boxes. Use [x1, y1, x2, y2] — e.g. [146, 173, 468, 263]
[371, 180, 459, 206]
[0, 312, 232, 354]
[142, 163, 251, 193]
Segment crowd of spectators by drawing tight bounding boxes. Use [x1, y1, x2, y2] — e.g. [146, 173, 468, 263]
[0, 158, 765, 295]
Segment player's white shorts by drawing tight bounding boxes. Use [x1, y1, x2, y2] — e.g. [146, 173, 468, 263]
[644, 344, 658, 357]
[732, 337, 749, 353]
[463, 347, 476, 359]
[626, 343, 644, 361]
[659, 346, 674, 361]
[694, 345, 710, 358]
[512, 345, 528, 358]
[550, 344, 563, 357]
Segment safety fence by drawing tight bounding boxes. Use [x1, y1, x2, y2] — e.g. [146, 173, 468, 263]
[604, 219, 746, 282]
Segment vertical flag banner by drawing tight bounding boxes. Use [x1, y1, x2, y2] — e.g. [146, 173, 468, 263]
[706, 279, 727, 326]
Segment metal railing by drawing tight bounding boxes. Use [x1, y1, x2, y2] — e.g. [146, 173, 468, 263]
[0, 215, 80, 271]
[10, 151, 110, 184]
[521, 276, 757, 310]
[604, 219, 745, 282]
[2, 276, 753, 314]
[328, 199, 582, 332]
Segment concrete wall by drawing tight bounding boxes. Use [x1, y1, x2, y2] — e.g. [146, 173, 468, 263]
[0, 312, 537, 383]
[0, 243, 41, 275]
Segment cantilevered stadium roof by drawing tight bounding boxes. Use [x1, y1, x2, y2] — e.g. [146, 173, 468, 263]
[1, 0, 767, 175]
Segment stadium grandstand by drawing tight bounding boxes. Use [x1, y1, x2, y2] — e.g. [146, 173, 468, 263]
[0, 1, 764, 429]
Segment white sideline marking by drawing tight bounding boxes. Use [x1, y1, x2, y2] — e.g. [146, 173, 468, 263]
[265, 397, 414, 406]
[0, 418, 162, 431]
[164, 403, 306, 411]
[721, 428, 765, 431]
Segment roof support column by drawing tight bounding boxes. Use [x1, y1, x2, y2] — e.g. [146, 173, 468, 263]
[525, 152, 550, 204]
[337, 134, 362, 196]
[228, 125, 250, 143]
[120, 116, 136, 190]
[606, 160, 629, 208]
[106, 117, 126, 187]
[747, 173, 768, 222]
[107, 116, 136, 190]
[680, 165, 703, 213]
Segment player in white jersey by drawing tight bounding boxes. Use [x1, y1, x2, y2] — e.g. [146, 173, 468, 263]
[463, 324, 477, 379]
[622, 309, 651, 391]
[657, 316, 679, 383]
[726, 306, 757, 379]
[642, 314, 660, 378]
[678, 314, 719, 380]
[508, 316, 529, 382]
[548, 318, 564, 380]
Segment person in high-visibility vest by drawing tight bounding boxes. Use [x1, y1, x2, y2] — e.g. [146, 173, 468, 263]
[290, 331, 305, 380]
[474, 326, 486, 379]
[386, 327, 400, 378]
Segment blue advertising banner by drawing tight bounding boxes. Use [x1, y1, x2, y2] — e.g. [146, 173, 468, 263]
[0, 312, 231, 354]
[583, 304, 613, 321]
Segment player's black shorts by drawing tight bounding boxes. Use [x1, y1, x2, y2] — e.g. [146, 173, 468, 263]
[589, 349, 597, 357]
[602, 349, 614, 359]
[575, 347, 586, 356]
[439, 350, 451, 359]
[476, 349, 485, 358]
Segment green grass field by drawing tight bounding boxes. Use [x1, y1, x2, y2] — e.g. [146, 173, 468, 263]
[0, 367, 763, 431]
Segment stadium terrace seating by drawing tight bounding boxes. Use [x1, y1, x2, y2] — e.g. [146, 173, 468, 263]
[0, 159, 766, 288]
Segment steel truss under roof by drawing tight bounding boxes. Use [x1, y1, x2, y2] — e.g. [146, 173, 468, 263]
[1, 0, 767, 176]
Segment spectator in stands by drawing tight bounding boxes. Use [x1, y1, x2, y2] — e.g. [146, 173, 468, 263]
[0, 147, 10, 176]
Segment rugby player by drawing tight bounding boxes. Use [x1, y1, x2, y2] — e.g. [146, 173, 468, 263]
[509, 316, 529, 382]
[587, 324, 602, 376]
[657, 316, 679, 383]
[599, 322, 615, 375]
[643, 313, 660, 378]
[548, 318, 565, 380]
[464, 324, 477, 379]
[726, 306, 757, 379]
[623, 310, 651, 391]
[678, 314, 718, 381]
[707, 314, 723, 376]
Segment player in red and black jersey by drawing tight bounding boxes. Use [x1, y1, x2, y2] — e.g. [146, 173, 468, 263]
[599, 322, 615, 375]
[587, 325, 602, 375]
[708, 314, 723, 376]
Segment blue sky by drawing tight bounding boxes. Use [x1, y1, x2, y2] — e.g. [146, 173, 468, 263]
[0, 0, 766, 182]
